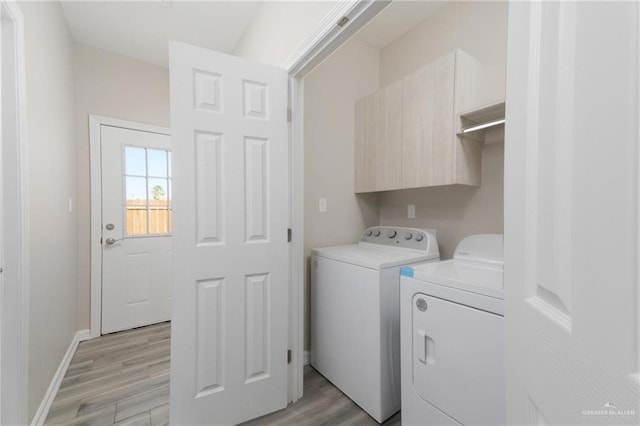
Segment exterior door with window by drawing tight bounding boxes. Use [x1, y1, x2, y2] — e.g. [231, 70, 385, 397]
[101, 124, 172, 334]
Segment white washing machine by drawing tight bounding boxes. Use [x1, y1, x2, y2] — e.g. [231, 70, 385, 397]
[310, 226, 440, 423]
[400, 234, 505, 426]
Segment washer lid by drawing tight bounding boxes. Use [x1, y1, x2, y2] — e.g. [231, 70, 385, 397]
[312, 244, 439, 270]
[453, 234, 503, 266]
[401, 259, 503, 300]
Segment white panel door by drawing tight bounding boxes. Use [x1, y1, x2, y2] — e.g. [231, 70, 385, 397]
[169, 42, 288, 425]
[101, 125, 172, 334]
[504, 1, 640, 424]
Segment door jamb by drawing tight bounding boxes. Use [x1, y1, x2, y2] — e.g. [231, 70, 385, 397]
[283, 0, 391, 402]
[89, 116, 170, 338]
[0, 1, 29, 423]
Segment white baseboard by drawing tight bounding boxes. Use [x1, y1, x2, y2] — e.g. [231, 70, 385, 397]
[31, 329, 91, 426]
[303, 350, 310, 366]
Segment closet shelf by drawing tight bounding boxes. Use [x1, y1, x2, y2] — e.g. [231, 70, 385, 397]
[457, 101, 505, 141]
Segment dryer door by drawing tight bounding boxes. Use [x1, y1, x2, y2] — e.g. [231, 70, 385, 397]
[412, 293, 505, 425]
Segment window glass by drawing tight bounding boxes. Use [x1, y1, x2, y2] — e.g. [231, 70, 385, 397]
[149, 207, 170, 234]
[125, 146, 146, 176]
[147, 149, 168, 177]
[124, 146, 172, 236]
[126, 177, 147, 204]
[148, 178, 169, 207]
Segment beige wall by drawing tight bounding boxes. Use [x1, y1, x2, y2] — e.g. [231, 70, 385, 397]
[74, 44, 170, 329]
[380, 1, 508, 105]
[378, 1, 508, 258]
[233, 1, 337, 66]
[18, 1, 79, 420]
[303, 38, 381, 348]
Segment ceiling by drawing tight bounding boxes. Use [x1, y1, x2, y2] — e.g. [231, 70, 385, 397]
[60, 0, 446, 69]
[60, 1, 263, 68]
[354, 1, 446, 48]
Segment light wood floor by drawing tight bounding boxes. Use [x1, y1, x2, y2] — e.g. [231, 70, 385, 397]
[45, 322, 401, 425]
[45, 322, 171, 426]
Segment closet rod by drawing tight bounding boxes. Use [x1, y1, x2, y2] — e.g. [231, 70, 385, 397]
[460, 118, 505, 134]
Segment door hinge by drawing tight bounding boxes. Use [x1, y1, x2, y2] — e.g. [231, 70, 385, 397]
[337, 16, 349, 27]
[287, 228, 292, 243]
[287, 108, 292, 123]
[287, 349, 292, 364]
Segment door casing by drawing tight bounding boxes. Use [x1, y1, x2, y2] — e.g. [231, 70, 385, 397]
[0, 1, 29, 424]
[89, 116, 171, 338]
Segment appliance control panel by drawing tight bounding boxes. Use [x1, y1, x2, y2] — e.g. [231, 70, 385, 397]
[360, 226, 438, 252]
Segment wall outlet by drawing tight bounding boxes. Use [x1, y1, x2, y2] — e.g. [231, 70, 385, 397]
[319, 198, 327, 213]
[407, 204, 415, 219]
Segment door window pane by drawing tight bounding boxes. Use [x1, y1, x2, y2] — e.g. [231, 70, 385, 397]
[126, 206, 148, 236]
[149, 207, 170, 234]
[126, 177, 147, 204]
[125, 146, 146, 176]
[147, 149, 168, 177]
[123, 146, 172, 236]
[148, 178, 169, 206]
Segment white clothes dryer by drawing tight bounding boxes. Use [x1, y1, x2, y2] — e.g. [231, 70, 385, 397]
[400, 234, 505, 426]
[310, 227, 440, 423]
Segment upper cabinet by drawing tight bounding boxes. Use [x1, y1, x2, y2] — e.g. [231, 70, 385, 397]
[355, 49, 482, 193]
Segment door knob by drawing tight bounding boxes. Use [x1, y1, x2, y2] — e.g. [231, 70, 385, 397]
[105, 237, 120, 246]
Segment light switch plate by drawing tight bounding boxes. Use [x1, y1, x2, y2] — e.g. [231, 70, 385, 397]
[319, 198, 327, 213]
[407, 204, 415, 219]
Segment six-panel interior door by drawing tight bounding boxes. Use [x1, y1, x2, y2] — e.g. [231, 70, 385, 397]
[168, 42, 289, 424]
[504, 1, 640, 424]
[101, 125, 172, 334]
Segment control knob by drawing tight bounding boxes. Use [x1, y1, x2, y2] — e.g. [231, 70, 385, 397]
[373, 229, 381, 237]
[404, 233, 413, 240]
[415, 234, 424, 242]
[387, 230, 397, 238]
[365, 229, 372, 236]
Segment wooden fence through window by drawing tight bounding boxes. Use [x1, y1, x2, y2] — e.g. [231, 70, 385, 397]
[126, 198, 172, 235]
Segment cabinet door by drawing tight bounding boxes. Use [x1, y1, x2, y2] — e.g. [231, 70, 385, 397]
[402, 52, 455, 188]
[375, 80, 403, 191]
[354, 91, 380, 193]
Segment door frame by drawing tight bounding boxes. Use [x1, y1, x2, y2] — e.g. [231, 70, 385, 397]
[89, 116, 171, 338]
[0, 0, 29, 424]
[282, 0, 390, 401]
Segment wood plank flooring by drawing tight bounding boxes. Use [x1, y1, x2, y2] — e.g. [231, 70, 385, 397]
[45, 322, 171, 426]
[242, 368, 401, 426]
[45, 322, 401, 425]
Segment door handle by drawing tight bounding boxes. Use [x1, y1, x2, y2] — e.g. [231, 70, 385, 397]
[417, 330, 436, 365]
[104, 237, 122, 246]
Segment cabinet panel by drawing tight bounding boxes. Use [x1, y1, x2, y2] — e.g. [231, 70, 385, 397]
[376, 81, 403, 191]
[355, 49, 480, 193]
[355, 92, 379, 193]
[402, 52, 455, 188]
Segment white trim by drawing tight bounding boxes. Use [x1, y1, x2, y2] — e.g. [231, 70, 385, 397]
[30, 330, 91, 426]
[282, 0, 391, 76]
[282, 0, 388, 403]
[0, 1, 29, 424]
[89, 115, 170, 338]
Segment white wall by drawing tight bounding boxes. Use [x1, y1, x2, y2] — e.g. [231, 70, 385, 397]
[74, 43, 170, 330]
[303, 38, 380, 349]
[378, 1, 508, 258]
[233, 1, 337, 66]
[17, 1, 78, 420]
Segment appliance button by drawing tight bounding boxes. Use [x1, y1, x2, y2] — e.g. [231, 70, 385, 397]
[415, 234, 424, 242]
[365, 229, 372, 236]
[373, 230, 381, 237]
[404, 233, 413, 240]
[387, 230, 397, 238]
